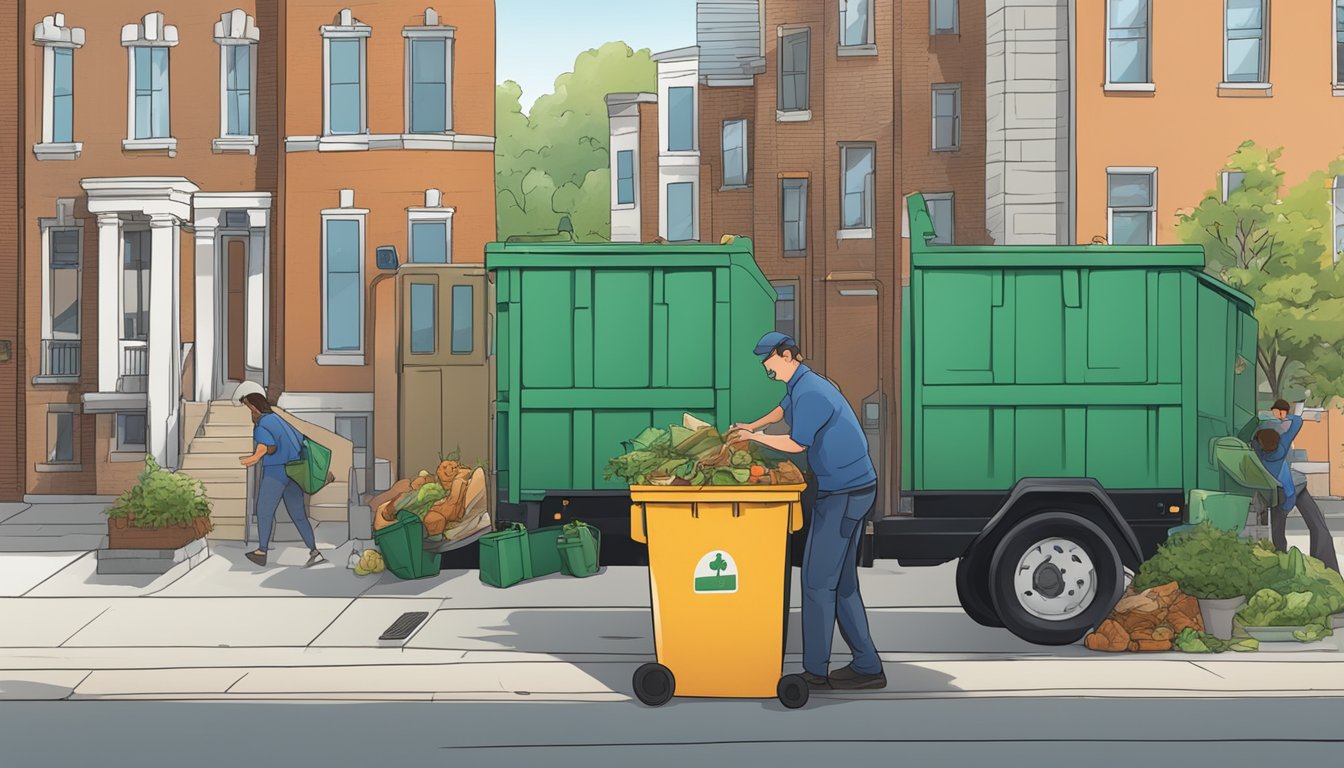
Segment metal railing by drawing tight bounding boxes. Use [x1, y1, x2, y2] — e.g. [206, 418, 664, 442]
[41, 340, 80, 377]
[121, 342, 148, 376]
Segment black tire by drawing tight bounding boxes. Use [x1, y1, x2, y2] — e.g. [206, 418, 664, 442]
[632, 662, 675, 707]
[955, 548, 1004, 628]
[988, 512, 1123, 646]
[777, 675, 809, 709]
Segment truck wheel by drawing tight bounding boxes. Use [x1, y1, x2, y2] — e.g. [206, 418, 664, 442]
[955, 552, 1004, 628]
[988, 512, 1122, 646]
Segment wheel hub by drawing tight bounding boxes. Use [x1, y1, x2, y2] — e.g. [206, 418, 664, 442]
[1013, 537, 1097, 621]
[1032, 561, 1065, 599]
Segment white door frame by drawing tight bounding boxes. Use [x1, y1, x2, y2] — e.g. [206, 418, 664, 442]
[192, 192, 271, 402]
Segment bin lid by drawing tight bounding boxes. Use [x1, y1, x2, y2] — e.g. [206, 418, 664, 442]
[1210, 436, 1279, 492]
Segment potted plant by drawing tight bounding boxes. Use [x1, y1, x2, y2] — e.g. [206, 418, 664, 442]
[104, 455, 214, 550]
[1131, 522, 1263, 639]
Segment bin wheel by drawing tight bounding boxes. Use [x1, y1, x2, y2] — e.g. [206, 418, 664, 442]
[633, 663, 675, 707]
[777, 675, 809, 709]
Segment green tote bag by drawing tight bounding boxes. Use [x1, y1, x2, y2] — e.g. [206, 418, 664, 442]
[285, 435, 333, 494]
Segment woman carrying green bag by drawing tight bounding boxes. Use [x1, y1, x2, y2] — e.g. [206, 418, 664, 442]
[234, 382, 326, 568]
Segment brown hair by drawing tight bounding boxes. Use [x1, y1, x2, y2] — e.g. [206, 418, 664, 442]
[1255, 428, 1281, 453]
[241, 393, 273, 414]
[1272, 399, 1291, 414]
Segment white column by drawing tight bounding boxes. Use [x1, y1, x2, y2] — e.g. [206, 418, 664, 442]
[245, 210, 267, 375]
[147, 214, 176, 465]
[193, 219, 219, 402]
[167, 218, 182, 468]
[96, 213, 121, 393]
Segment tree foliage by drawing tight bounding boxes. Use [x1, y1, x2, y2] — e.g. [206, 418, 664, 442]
[1175, 141, 1344, 404]
[496, 42, 655, 241]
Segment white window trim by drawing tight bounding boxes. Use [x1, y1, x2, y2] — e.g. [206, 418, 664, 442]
[931, 84, 962, 152]
[322, 10, 372, 138]
[214, 9, 261, 154]
[614, 149, 637, 208]
[38, 405, 81, 471]
[839, 143, 876, 239]
[407, 207, 456, 264]
[781, 178, 809, 256]
[665, 85, 697, 154]
[924, 192, 955, 245]
[122, 13, 179, 155]
[1222, 0, 1270, 88]
[114, 411, 149, 453]
[403, 25, 456, 135]
[1106, 166, 1158, 246]
[1334, 1, 1344, 93]
[664, 181, 698, 242]
[33, 14, 85, 160]
[1104, 0, 1154, 90]
[1220, 170, 1246, 202]
[35, 204, 83, 384]
[721, 119, 749, 189]
[931, 0, 960, 35]
[777, 26, 811, 117]
[320, 208, 368, 360]
[1331, 176, 1344, 264]
[839, 0, 875, 51]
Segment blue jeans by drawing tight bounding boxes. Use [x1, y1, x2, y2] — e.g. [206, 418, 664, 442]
[801, 485, 881, 677]
[256, 463, 316, 552]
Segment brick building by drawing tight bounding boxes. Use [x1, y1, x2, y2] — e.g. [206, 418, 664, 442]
[607, 0, 987, 515]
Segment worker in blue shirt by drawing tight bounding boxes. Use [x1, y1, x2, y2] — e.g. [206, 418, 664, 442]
[1253, 399, 1339, 573]
[731, 332, 884, 691]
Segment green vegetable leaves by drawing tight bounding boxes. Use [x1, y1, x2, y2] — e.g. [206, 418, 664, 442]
[1293, 623, 1333, 642]
[1173, 627, 1259, 654]
[1234, 546, 1344, 628]
[1132, 522, 1265, 599]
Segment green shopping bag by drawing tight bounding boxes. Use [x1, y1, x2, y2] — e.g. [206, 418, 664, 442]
[285, 436, 333, 494]
[557, 520, 601, 578]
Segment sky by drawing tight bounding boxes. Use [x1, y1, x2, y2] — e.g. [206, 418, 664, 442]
[497, 0, 697, 111]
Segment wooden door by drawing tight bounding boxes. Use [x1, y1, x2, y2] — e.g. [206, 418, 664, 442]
[227, 239, 246, 382]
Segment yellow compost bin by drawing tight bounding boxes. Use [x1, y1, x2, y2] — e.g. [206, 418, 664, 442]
[629, 483, 809, 709]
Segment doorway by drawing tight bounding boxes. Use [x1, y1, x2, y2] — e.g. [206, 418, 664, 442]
[225, 238, 247, 383]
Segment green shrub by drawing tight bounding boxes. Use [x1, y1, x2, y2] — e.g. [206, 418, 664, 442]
[1132, 522, 1266, 599]
[105, 455, 212, 528]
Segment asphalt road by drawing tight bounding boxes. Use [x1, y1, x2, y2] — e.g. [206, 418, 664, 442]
[5, 697, 1343, 767]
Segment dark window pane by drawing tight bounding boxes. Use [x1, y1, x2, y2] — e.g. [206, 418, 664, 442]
[667, 182, 694, 241]
[668, 86, 694, 151]
[452, 285, 474, 354]
[411, 221, 448, 264]
[616, 150, 635, 204]
[410, 283, 436, 354]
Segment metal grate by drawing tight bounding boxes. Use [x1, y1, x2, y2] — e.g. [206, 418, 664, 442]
[379, 611, 429, 641]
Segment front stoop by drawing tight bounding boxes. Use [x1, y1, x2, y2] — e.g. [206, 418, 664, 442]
[96, 536, 211, 575]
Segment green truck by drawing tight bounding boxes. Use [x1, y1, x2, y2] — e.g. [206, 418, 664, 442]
[876, 194, 1261, 644]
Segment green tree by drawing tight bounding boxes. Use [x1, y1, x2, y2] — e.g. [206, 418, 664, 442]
[1176, 142, 1344, 404]
[496, 42, 655, 240]
[710, 553, 727, 576]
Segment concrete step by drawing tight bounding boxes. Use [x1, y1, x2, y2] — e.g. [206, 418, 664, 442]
[198, 480, 247, 500]
[187, 436, 254, 454]
[205, 404, 253, 426]
[181, 454, 246, 470]
[311, 482, 349, 506]
[176, 467, 247, 483]
[209, 498, 247, 519]
[310, 502, 348, 523]
[200, 424, 255, 439]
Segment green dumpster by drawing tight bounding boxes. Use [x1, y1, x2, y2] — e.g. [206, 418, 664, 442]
[373, 509, 442, 580]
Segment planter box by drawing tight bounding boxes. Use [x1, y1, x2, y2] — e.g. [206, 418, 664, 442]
[106, 515, 212, 550]
[96, 536, 210, 575]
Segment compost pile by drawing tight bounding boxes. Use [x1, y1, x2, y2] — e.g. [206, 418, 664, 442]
[370, 458, 489, 544]
[1236, 545, 1344, 642]
[1083, 582, 1233, 652]
[605, 414, 806, 487]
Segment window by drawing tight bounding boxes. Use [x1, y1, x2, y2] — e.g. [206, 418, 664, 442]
[122, 231, 150, 341]
[1224, 0, 1267, 84]
[408, 37, 451, 133]
[323, 218, 363, 352]
[43, 227, 81, 378]
[722, 120, 748, 187]
[132, 47, 170, 140]
[782, 179, 808, 255]
[1106, 0, 1150, 85]
[1107, 169, 1157, 246]
[224, 45, 252, 136]
[327, 39, 364, 135]
[932, 85, 961, 151]
[33, 13, 85, 157]
[778, 30, 810, 114]
[841, 0, 871, 47]
[48, 411, 75, 464]
[410, 283, 436, 355]
[52, 48, 74, 142]
[667, 182, 695, 242]
[116, 412, 147, 452]
[926, 193, 955, 245]
[213, 10, 259, 151]
[668, 86, 694, 151]
[451, 285, 474, 354]
[616, 150, 635, 205]
[841, 145, 874, 234]
[931, 0, 959, 34]
[1337, 1, 1344, 84]
[411, 221, 449, 264]
[1221, 171, 1246, 201]
[1333, 177, 1344, 264]
[773, 283, 798, 341]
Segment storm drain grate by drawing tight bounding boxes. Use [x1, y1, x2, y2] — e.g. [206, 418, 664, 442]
[379, 611, 430, 641]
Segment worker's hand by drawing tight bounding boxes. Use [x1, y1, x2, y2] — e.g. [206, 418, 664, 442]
[729, 428, 761, 444]
[239, 455, 258, 468]
[729, 422, 755, 434]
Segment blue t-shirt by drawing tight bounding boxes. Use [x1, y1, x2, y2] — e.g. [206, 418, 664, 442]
[779, 364, 877, 494]
[1254, 415, 1301, 511]
[254, 413, 303, 467]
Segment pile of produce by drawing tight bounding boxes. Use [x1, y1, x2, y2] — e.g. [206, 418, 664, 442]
[1131, 522, 1263, 600]
[352, 548, 385, 576]
[1084, 581, 1215, 652]
[370, 456, 489, 544]
[604, 413, 806, 487]
[1235, 545, 1344, 639]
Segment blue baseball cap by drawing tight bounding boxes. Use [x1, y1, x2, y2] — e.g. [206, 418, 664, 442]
[754, 332, 796, 357]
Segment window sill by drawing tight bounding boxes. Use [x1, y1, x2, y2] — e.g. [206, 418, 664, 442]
[776, 110, 812, 123]
[1217, 82, 1272, 97]
[613, 203, 637, 210]
[286, 133, 495, 153]
[932, 146, 961, 153]
[33, 142, 83, 160]
[36, 463, 83, 474]
[1333, 85, 1344, 97]
[720, 184, 751, 192]
[213, 135, 259, 154]
[110, 451, 148, 463]
[837, 228, 874, 241]
[316, 354, 366, 367]
[837, 44, 878, 58]
[32, 375, 80, 386]
[783, 251, 807, 259]
[1104, 82, 1156, 93]
[123, 138, 177, 156]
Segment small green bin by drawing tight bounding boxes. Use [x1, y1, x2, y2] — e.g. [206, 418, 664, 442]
[1187, 489, 1251, 532]
[558, 522, 601, 578]
[479, 523, 531, 588]
[373, 509, 442, 580]
[527, 526, 566, 579]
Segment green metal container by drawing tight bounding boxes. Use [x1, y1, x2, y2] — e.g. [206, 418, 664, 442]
[526, 526, 566, 579]
[901, 194, 1258, 499]
[373, 510, 442, 581]
[1187, 489, 1252, 532]
[485, 239, 784, 506]
[479, 523, 531, 588]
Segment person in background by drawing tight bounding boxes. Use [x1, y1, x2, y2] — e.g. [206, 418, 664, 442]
[235, 382, 326, 568]
[730, 332, 885, 691]
[1253, 399, 1339, 574]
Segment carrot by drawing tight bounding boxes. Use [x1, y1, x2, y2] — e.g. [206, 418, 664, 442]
[749, 465, 766, 478]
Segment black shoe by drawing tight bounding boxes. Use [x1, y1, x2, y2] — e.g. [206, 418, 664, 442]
[245, 549, 267, 567]
[828, 664, 886, 690]
[304, 550, 327, 568]
[800, 672, 831, 690]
